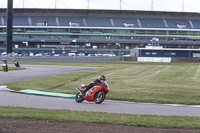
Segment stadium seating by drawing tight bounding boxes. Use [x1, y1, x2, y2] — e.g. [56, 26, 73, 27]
[112, 17, 139, 27]
[3, 16, 194, 30]
[0, 17, 3, 25]
[13, 16, 29, 26]
[191, 20, 200, 29]
[139, 18, 165, 28]
[85, 17, 112, 27]
[58, 16, 84, 26]
[0, 13, 197, 29]
[0, 16, 6, 25]
[165, 19, 191, 29]
[31, 16, 57, 26]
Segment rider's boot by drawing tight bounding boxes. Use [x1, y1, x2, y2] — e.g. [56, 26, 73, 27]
[79, 90, 86, 97]
[81, 83, 93, 96]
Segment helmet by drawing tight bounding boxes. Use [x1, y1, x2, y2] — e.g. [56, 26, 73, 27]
[3, 58, 5, 61]
[99, 75, 106, 81]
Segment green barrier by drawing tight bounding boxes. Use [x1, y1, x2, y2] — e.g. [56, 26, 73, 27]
[19, 89, 76, 98]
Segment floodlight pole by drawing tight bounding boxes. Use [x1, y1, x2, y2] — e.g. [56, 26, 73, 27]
[23, 0, 25, 8]
[87, 0, 89, 9]
[120, 0, 121, 10]
[55, 0, 57, 9]
[7, 0, 13, 54]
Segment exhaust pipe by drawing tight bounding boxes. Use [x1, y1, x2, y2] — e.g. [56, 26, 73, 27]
[75, 87, 82, 94]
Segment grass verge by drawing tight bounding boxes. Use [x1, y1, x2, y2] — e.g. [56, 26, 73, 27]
[1, 61, 200, 129]
[0, 106, 200, 129]
[3, 61, 200, 105]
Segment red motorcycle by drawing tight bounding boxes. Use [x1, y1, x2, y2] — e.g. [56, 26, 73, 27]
[75, 80, 109, 104]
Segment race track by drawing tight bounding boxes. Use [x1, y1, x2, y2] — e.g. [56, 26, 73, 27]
[0, 64, 98, 85]
[0, 64, 200, 116]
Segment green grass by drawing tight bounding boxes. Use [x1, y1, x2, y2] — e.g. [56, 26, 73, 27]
[1, 106, 200, 129]
[3, 61, 200, 105]
[1, 61, 200, 129]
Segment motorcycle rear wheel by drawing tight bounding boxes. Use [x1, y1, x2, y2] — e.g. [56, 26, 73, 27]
[75, 93, 85, 103]
[95, 92, 106, 104]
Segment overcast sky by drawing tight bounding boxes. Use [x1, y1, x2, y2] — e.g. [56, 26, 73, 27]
[1, 0, 200, 13]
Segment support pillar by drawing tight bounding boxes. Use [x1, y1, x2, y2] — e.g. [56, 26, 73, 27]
[7, 0, 13, 54]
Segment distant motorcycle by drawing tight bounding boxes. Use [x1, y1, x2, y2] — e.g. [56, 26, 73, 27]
[2, 63, 8, 72]
[14, 61, 20, 67]
[75, 81, 109, 104]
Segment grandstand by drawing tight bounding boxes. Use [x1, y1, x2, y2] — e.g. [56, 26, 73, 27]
[1, 8, 200, 55]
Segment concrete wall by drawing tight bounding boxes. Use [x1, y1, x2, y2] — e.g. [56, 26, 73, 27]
[0, 56, 123, 62]
[124, 57, 137, 61]
[171, 58, 200, 63]
[2, 56, 200, 63]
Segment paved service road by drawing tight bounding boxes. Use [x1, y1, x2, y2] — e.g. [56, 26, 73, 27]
[0, 64, 98, 85]
[0, 64, 200, 116]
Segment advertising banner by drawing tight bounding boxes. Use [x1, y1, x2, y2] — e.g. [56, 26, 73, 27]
[137, 57, 171, 62]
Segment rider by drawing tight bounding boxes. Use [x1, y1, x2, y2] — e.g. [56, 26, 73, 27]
[2, 58, 8, 72]
[13, 59, 20, 67]
[2, 58, 7, 64]
[81, 75, 106, 96]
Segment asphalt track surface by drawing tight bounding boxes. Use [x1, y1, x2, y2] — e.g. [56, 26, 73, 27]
[0, 64, 98, 85]
[0, 64, 200, 117]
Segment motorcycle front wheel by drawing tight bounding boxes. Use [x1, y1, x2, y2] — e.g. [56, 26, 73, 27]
[95, 92, 106, 104]
[75, 93, 85, 103]
[3, 66, 6, 72]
